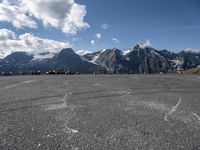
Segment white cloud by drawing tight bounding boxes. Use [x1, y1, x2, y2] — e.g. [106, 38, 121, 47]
[0, 0, 37, 29]
[101, 23, 109, 30]
[90, 40, 95, 45]
[0, 28, 71, 58]
[0, 28, 16, 40]
[0, 0, 89, 34]
[76, 50, 92, 56]
[112, 38, 119, 43]
[95, 33, 101, 39]
[138, 39, 151, 48]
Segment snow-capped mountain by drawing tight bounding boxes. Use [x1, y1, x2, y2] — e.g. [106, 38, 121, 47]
[91, 48, 128, 73]
[0, 45, 200, 74]
[184, 48, 200, 53]
[178, 50, 200, 69]
[82, 45, 200, 74]
[83, 49, 107, 64]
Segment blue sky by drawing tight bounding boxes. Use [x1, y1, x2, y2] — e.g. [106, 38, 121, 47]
[0, 0, 200, 55]
[75, 0, 200, 51]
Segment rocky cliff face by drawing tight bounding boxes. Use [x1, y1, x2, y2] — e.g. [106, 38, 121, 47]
[84, 45, 181, 74]
[123, 45, 169, 73]
[83, 45, 200, 74]
[178, 51, 200, 69]
[94, 48, 128, 73]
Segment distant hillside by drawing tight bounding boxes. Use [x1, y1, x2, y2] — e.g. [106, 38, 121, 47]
[184, 67, 200, 74]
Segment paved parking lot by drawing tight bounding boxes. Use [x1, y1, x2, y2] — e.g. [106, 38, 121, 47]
[0, 75, 200, 150]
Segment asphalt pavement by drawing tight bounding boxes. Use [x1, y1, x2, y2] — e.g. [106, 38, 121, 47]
[0, 74, 200, 150]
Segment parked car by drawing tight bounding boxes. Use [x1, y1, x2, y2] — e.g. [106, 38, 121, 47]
[56, 69, 66, 75]
[66, 70, 74, 75]
[46, 70, 56, 75]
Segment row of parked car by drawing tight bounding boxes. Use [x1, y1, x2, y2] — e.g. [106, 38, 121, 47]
[1, 71, 41, 76]
[1, 69, 77, 76]
[46, 69, 74, 75]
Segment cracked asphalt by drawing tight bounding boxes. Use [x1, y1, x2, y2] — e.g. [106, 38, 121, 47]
[0, 75, 200, 150]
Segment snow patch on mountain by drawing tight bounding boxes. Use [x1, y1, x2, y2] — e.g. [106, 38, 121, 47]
[138, 40, 151, 49]
[90, 55, 99, 64]
[123, 49, 133, 55]
[170, 59, 184, 67]
[0, 51, 6, 59]
[101, 49, 107, 53]
[150, 50, 160, 56]
[184, 48, 200, 53]
[88, 49, 107, 64]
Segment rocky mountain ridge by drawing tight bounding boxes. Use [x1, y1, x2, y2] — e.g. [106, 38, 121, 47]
[0, 45, 199, 74]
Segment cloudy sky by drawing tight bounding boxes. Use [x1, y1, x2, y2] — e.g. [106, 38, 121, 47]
[0, 0, 200, 57]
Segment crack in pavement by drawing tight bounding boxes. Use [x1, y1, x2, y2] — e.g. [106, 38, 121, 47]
[45, 94, 68, 110]
[192, 113, 200, 123]
[164, 97, 182, 122]
[0, 80, 36, 91]
[0, 94, 64, 106]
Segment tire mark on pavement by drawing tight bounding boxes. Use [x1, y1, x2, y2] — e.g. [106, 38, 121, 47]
[69, 94, 127, 102]
[137, 90, 200, 96]
[164, 97, 182, 122]
[70, 88, 200, 96]
[0, 79, 36, 91]
[0, 101, 64, 113]
[0, 94, 64, 106]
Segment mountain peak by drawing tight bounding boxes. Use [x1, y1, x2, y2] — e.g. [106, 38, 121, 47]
[60, 48, 74, 53]
[112, 48, 118, 51]
[4, 51, 33, 63]
[135, 40, 152, 49]
[53, 48, 77, 60]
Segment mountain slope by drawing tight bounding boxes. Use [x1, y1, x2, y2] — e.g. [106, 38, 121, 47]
[184, 66, 200, 74]
[27, 48, 105, 73]
[124, 45, 169, 73]
[82, 45, 200, 74]
[178, 51, 200, 69]
[94, 48, 129, 73]
[0, 52, 33, 73]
